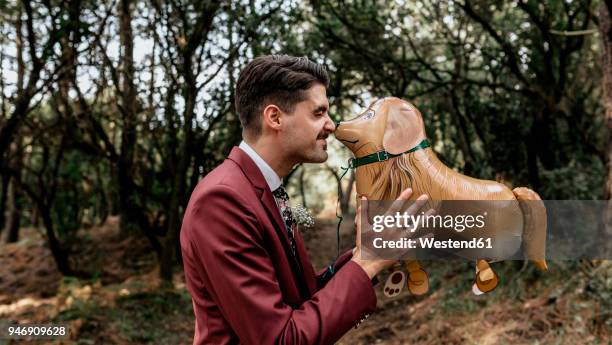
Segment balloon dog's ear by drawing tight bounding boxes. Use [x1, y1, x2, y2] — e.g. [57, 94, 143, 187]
[382, 101, 426, 155]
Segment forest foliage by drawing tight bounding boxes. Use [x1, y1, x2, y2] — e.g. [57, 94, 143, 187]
[0, 0, 607, 279]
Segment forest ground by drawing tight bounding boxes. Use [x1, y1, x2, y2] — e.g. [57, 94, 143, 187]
[0, 217, 610, 345]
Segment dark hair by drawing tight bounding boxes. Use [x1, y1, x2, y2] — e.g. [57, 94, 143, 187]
[235, 55, 329, 138]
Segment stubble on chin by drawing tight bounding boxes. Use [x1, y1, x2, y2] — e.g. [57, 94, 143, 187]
[312, 148, 328, 163]
[317, 151, 329, 162]
[299, 147, 328, 164]
[289, 137, 329, 163]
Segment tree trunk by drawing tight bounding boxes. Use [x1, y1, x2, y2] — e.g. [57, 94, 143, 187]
[601, 2, 612, 200]
[526, 124, 542, 190]
[0, 174, 9, 235]
[4, 178, 20, 243]
[10, 160, 74, 276]
[109, 162, 119, 215]
[40, 206, 73, 276]
[0, 0, 54, 168]
[157, 1, 224, 282]
[299, 167, 307, 208]
[30, 205, 39, 227]
[4, 134, 23, 243]
[118, 0, 139, 235]
[326, 165, 355, 218]
[160, 85, 197, 282]
[95, 164, 109, 225]
[599, 2, 612, 252]
[340, 170, 355, 218]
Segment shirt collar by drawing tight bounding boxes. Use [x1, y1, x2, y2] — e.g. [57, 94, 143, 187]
[238, 140, 282, 191]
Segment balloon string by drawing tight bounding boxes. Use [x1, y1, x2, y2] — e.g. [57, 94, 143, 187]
[335, 165, 351, 260]
[320, 163, 351, 285]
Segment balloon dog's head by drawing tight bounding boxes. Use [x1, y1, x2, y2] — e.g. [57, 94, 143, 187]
[335, 97, 427, 158]
[335, 97, 430, 200]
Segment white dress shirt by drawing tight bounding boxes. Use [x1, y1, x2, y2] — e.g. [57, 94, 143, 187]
[238, 140, 282, 192]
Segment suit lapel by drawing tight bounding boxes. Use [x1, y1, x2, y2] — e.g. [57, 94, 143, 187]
[228, 147, 295, 252]
[293, 227, 317, 296]
[227, 147, 311, 298]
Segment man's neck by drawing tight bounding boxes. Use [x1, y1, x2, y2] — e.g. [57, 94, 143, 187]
[244, 137, 295, 178]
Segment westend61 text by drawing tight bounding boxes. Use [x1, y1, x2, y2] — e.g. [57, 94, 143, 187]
[372, 237, 493, 249]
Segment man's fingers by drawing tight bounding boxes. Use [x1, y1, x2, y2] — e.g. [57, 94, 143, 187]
[355, 198, 362, 234]
[390, 207, 437, 241]
[410, 208, 437, 236]
[356, 195, 372, 226]
[387, 190, 429, 217]
[404, 194, 429, 216]
[386, 188, 412, 215]
[412, 208, 436, 236]
[361, 195, 371, 225]
[397, 188, 413, 201]
[355, 196, 368, 251]
[356, 199, 361, 225]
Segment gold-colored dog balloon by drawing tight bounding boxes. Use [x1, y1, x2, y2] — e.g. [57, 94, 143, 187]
[335, 97, 547, 295]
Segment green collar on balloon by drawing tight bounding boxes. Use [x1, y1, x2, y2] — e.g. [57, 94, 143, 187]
[348, 139, 431, 169]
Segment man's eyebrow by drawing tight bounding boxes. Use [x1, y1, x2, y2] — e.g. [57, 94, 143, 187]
[313, 104, 329, 113]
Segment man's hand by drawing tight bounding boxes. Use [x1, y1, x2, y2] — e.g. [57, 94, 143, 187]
[351, 188, 431, 279]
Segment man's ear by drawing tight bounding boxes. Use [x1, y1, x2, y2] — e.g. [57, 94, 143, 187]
[382, 102, 426, 154]
[262, 104, 282, 130]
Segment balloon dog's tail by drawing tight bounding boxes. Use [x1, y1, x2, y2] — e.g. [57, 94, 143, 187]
[513, 187, 548, 270]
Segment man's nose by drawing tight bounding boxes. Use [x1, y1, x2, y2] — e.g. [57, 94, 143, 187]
[324, 115, 336, 133]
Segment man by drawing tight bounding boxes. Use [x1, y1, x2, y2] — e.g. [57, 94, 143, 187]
[180, 55, 425, 344]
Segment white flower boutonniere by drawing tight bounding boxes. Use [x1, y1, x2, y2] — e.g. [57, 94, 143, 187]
[291, 204, 315, 229]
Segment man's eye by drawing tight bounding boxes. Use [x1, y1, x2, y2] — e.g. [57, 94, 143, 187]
[362, 109, 375, 120]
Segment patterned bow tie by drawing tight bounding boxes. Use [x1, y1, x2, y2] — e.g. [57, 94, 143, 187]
[272, 185, 297, 256]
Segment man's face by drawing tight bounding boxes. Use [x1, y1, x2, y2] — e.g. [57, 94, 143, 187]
[281, 83, 335, 163]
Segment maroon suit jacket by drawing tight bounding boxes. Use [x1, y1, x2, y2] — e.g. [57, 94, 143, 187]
[180, 147, 377, 345]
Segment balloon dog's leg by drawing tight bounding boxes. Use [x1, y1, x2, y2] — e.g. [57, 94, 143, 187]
[404, 260, 429, 295]
[383, 262, 405, 297]
[472, 259, 499, 295]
